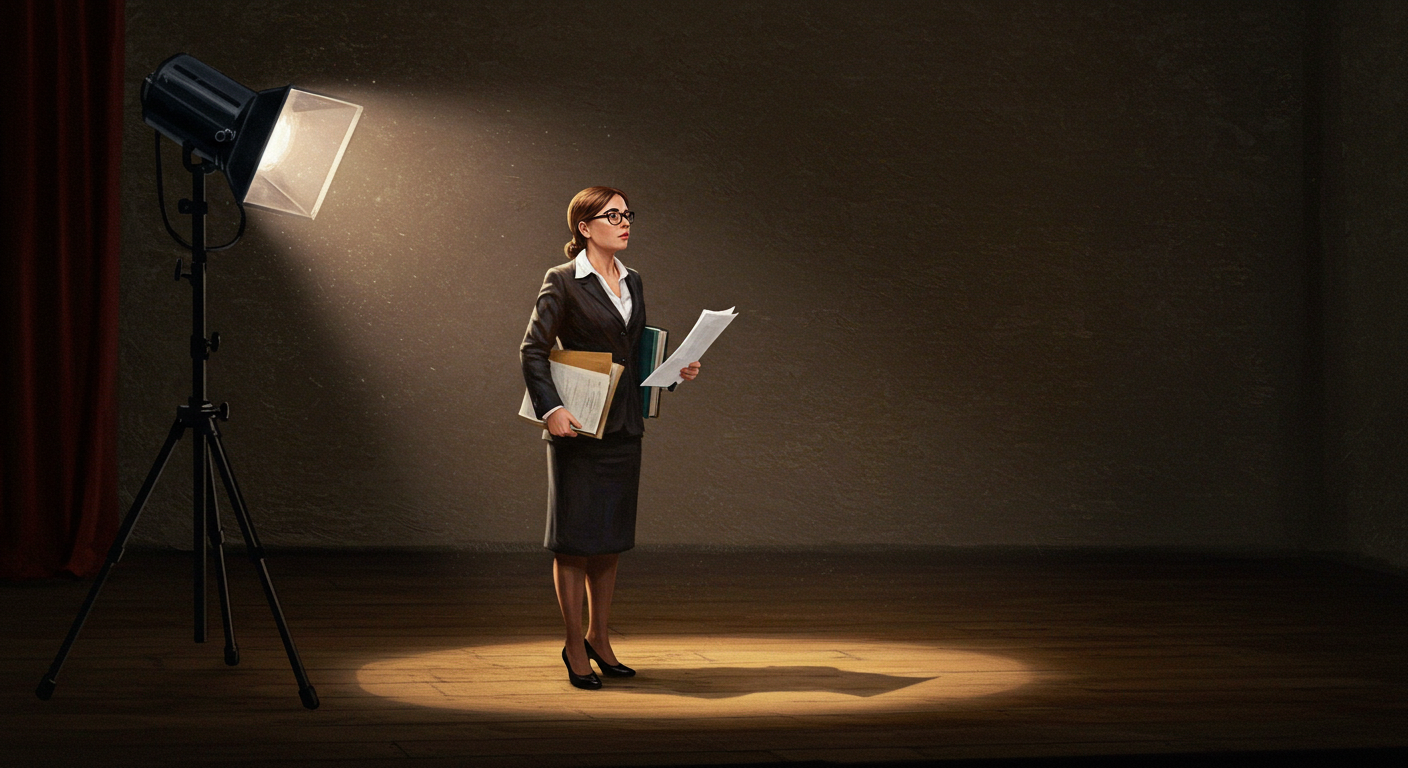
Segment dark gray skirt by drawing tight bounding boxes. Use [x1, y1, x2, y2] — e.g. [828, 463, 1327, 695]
[544, 432, 642, 556]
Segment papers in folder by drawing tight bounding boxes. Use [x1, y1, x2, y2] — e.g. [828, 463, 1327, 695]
[518, 350, 623, 439]
[640, 307, 737, 388]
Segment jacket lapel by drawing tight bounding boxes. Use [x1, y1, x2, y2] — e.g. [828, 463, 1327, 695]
[576, 273, 627, 329]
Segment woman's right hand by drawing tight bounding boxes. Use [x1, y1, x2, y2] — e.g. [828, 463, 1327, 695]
[546, 408, 583, 437]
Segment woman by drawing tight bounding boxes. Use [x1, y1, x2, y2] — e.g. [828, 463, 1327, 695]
[520, 187, 701, 690]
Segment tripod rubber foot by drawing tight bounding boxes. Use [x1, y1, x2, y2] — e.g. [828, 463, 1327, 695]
[299, 685, 320, 710]
[36, 677, 56, 701]
[225, 646, 240, 666]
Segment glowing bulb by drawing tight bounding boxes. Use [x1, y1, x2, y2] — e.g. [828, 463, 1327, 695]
[259, 116, 293, 172]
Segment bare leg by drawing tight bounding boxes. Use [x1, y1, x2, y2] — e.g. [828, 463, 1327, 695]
[553, 554, 593, 675]
[584, 553, 621, 665]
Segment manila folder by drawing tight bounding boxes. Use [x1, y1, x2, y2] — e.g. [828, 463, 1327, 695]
[518, 350, 623, 439]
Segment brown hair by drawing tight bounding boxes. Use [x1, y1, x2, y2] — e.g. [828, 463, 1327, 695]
[564, 186, 630, 259]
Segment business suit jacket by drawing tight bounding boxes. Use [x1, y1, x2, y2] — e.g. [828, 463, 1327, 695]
[521, 260, 646, 438]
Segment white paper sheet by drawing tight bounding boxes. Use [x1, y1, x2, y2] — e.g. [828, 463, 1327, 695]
[640, 306, 737, 387]
[518, 360, 611, 433]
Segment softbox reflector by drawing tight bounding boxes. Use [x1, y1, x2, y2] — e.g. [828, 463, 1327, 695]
[241, 89, 362, 220]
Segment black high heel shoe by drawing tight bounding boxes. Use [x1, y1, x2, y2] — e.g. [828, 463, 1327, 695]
[584, 639, 636, 677]
[562, 648, 601, 690]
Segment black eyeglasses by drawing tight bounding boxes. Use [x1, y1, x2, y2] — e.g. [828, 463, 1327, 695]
[585, 209, 634, 225]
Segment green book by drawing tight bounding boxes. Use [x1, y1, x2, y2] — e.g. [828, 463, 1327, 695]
[638, 326, 668, 419]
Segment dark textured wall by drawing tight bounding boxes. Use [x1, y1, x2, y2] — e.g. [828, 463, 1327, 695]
[1322, 1, 1408, 569]
[120, 1, 1308, 549]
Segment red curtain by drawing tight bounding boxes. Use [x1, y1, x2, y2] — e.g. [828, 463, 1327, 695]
[0, 0, 124, 579]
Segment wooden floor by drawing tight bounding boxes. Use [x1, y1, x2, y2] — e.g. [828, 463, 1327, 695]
[3, 548, 1407, 767]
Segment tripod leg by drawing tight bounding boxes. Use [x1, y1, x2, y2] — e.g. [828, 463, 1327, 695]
[207, 431, 319, 710]
[194, 416, 207, 643]
[205, 447, 239, 665]
[37, 419, 187, 701]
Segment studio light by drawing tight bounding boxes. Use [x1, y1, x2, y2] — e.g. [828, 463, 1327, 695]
[142, 53, 362, 219]
[37, 55, 363, 711]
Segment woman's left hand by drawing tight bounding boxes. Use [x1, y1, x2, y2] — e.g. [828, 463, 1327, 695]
[680, 361, 702, 381]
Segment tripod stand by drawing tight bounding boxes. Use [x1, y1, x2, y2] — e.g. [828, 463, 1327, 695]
[36, 143, 319, 710]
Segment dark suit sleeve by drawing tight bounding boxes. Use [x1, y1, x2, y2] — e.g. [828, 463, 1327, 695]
[520, 268, 566, 419]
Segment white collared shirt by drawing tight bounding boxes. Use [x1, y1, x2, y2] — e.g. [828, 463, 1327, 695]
[575, 250, 632, 324]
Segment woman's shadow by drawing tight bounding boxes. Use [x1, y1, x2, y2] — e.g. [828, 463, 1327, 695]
[606, 666, 933, 699]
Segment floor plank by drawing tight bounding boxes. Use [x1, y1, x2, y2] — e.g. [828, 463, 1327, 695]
[2, 549, 1406, 766]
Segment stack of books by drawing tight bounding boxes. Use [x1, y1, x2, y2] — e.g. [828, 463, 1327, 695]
[638, 325, 668, 419]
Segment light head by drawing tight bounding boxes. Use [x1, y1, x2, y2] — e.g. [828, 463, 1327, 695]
[141, 54, 362, 219]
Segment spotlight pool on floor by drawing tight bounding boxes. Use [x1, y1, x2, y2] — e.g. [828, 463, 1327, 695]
[357, 636, 1033, 717]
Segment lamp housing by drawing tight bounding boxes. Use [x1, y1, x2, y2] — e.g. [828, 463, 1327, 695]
[141, 54, 362, 219]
